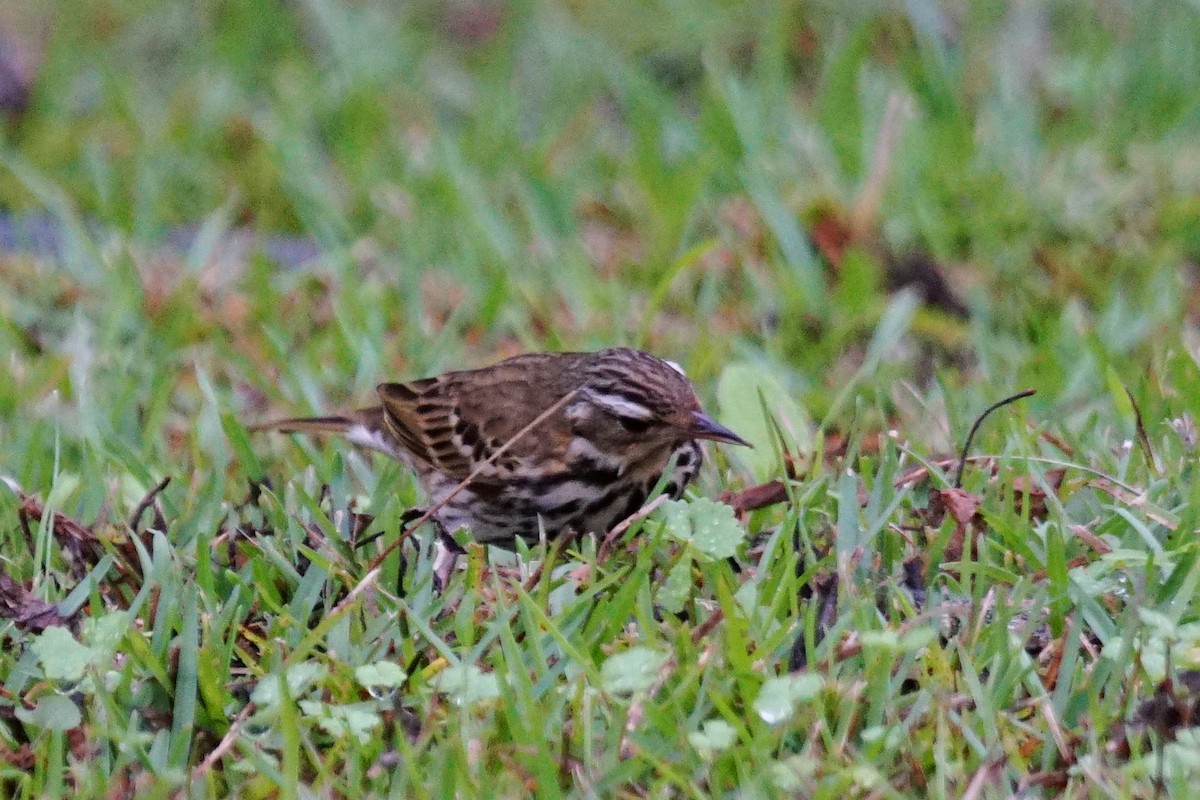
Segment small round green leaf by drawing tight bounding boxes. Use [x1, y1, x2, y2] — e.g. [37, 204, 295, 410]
[15, 694, 82, 731]
[753, 674, 823, 724]
[355, 661, 407, 689]
[662, 498, 746, 560]
[656, 555, 692, 615]
[688, 718, 737, 756]
[299, 700, 381, 744]
[251, 662, 327, 707]
[601, 647, 669, 695]
[32, 626, 93, 682]
[437, 664, 500, 706]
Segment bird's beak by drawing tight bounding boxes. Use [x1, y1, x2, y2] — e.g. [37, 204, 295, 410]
[690, 411, 752, 447]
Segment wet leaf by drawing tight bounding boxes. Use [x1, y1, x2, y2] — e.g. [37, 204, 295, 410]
[662, 498, 746, 560]
[657, 554, 692, 615]
[688, 718, 737, 756]
[299, 700, 381, 744]
[437, 664, 500, 706]
[753, 674, 823, 724]
[81, 613, 127, 660]
[601, 647, 669, 695]
[251, 662, 327, 707]
[355, 662, 407, 689]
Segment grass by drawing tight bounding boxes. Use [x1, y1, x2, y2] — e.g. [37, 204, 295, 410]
[2, 0, 1200, 796]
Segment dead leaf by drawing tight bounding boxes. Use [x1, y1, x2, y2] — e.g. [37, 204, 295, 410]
[928, 487, 984, 565]
[1008, 468, 1066, 521]
[18, 493, 101, 577]
[0, 571, 68, 632]
[0, 742, 34, 771]
[810, 208, 853, 268]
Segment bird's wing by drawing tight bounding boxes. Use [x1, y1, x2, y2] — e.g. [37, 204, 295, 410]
[375, 377, 474, 479]
[377, 366, 575, 482]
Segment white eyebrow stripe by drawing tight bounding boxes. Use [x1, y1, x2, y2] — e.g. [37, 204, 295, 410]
[665, 359, 686, 376]
[587, 391, 654, 419]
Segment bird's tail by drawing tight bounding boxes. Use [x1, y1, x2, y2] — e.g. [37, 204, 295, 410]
[248, 414, 359, 436]
[249, 407, 404, 459]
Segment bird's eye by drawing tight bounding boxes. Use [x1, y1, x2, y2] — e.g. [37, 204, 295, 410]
[617, 416, 652, 434]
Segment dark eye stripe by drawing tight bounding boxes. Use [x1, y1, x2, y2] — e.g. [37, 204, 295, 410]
[617, 416, 652, 434]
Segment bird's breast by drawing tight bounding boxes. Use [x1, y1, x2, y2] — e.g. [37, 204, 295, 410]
[422, 438, 705, 546]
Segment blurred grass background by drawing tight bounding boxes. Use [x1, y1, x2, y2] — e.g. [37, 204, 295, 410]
[2, 0, 1200, 796]
[4, 0, 1198, 475]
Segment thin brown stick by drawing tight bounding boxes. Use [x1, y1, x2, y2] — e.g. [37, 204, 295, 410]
[597, 494, 669, 562]
[960, 757, 1006, 800]
[328, 567, 381, 619]
[690, 607, 725, 645]
[720, 480, 789, 514]
[1027, 555, 1091, 583]
[1069, 524, 1113, 555]
[191, 701, 255, 781]
[953, 389, 1037, 489]
[1124, 386, 1161, 477]
[521, 528, 588, 593]
[128, 476, 171, 531]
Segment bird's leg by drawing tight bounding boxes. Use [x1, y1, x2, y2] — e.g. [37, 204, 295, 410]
[354, 506, 426, 598]
[396, 545, 408, 599]
[432, 526, 466, 594]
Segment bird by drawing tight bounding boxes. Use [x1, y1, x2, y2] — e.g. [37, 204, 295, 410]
[252, 347, 749, 547]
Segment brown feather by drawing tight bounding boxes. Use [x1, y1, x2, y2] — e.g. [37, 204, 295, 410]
[375, 353, 588, 478]
[375, 381, 444, 468]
